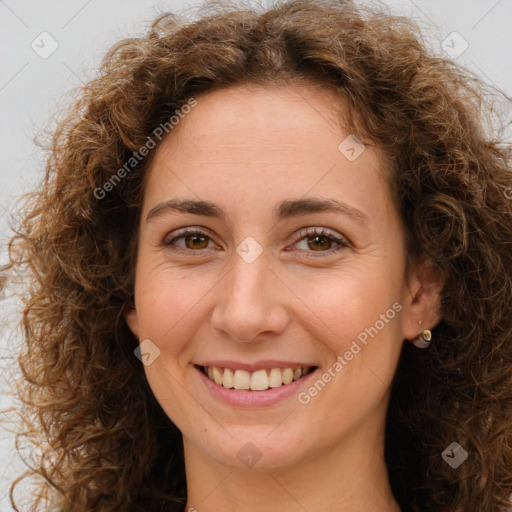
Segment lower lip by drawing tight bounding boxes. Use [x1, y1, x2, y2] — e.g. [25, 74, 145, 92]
[195, 366, 318, 408]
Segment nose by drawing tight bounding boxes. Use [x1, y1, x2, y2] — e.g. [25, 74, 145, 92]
[210, 248, 290, 343]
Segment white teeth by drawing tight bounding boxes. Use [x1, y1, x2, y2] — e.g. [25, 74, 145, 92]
[233, 369, 251, 390]
[268, 368, 283, 388]
[282, 368, 294, 385]
[212, 367, 223, 385]
[222, 368, 234, 388]
[203, 365, 313, 391]
[250, 369, 269, 390]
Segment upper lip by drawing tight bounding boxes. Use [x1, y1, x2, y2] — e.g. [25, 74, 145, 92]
[195, 360, 317, 371]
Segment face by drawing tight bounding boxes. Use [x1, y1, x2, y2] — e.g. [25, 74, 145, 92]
[125, 83, 441, 472]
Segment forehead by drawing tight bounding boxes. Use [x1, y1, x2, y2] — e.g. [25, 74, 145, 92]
[157, 84, 359, 160]
[144, 84, 394, 223]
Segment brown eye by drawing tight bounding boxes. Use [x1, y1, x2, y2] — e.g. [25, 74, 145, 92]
[291, 227, 349, 256]
[164, 228, 216, 254]
[183, 233, 209, 250]
[307, 234, 334, 251]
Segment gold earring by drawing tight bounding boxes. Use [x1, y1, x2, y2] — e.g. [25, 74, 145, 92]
[412, 321, 431, 349]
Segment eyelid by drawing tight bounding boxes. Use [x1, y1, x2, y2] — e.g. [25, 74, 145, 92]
[163, 226, 215, 243]
[290, 226, 348, 245]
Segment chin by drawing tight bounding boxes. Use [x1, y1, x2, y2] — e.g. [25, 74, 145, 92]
[193, 427, 311, 472]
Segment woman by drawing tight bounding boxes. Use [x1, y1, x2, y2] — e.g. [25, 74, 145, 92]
[6, 0, 512, 510]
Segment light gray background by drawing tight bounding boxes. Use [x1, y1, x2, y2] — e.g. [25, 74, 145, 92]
[1, 0, 511, 509]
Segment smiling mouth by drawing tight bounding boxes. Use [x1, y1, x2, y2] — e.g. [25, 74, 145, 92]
[197, 365, 317, 391]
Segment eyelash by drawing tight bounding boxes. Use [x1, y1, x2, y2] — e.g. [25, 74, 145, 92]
[163, 227, 349, 257]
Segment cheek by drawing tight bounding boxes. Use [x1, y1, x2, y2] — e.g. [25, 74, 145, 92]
[133, 264, 213, 356]
[284, 263, 403, 349]
[296, 284, 403, 438]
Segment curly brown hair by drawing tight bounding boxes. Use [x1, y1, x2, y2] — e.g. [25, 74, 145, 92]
[4, 0, 512, 510]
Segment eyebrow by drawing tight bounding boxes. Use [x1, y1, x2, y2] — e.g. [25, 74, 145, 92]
[145, 197, 368, 225]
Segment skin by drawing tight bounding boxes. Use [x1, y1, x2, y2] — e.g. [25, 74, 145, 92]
[125, 83, 443, 512]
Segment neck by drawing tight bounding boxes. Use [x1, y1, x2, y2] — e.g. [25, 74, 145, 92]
[182, 419, 401, 512]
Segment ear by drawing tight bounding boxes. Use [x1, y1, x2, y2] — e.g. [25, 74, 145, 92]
[401, 259, 444, 342]
[124, 301, 140, 339]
